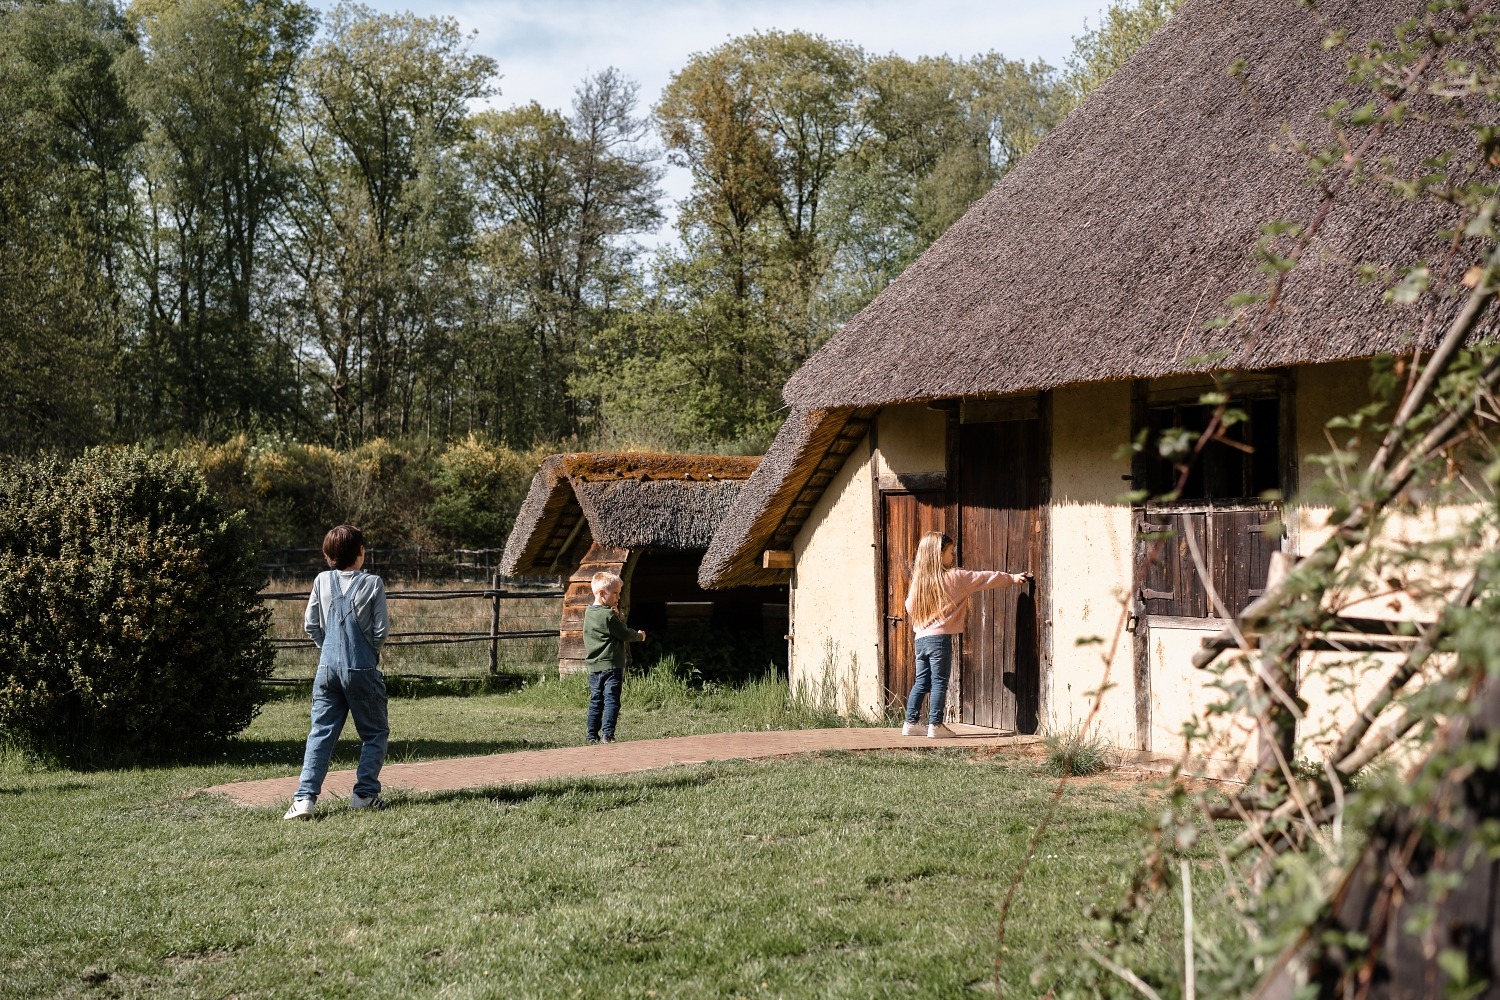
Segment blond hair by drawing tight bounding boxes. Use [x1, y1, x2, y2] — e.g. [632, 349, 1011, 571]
[906, 532, 954, 629]
[590, 571, 623, 599]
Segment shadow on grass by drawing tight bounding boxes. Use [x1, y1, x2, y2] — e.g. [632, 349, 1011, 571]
[262, 673, 538, 701]
[0, 781, 93, 795]
[212, 736, 570, 769]
[413, 768, 719, 808]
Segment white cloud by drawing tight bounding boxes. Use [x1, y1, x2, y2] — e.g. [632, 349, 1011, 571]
[442, 0, 1100, 111]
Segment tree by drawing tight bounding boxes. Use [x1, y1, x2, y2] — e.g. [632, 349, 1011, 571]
[282, 1, 494, 444]
[658, 31, 866, 357]
[464, 68, 661, 442]
[119, 0, 316, 437]
[1060, 0, 1183, 108]
[825, 52, 1061, 315]
[0, 0, 139, 452]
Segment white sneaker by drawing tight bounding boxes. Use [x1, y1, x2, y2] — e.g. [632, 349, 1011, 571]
[349, 792, 388, 811]
[902, 721, 920, 736]
[927, 723, 956, 739]
[283, 797, 314, 820]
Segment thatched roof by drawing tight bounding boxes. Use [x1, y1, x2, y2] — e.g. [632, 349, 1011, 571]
[700, 0, 1492, 589]
[500, 453, 760, 578]
[697, 409, 873, 588]
[786, 0, 1489, 410]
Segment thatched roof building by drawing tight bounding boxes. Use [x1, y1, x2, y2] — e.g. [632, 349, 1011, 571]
[701, 0, 1494, 591]
[500, 453, 778, 674]
[501, 453, 759, 579]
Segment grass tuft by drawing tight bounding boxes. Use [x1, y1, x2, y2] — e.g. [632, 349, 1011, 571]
[1042, 724, 1114, 777]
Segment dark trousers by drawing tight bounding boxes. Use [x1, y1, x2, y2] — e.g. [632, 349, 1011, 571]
[587, 666, 623, 741]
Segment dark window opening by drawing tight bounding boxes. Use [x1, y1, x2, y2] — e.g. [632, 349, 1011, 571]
[1144, 396, 1280, 501]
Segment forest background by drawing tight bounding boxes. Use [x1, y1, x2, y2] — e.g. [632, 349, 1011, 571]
[0, 0, 1176, 550]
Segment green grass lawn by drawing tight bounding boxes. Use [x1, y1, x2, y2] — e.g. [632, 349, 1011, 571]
[1, 674, 1198, 999]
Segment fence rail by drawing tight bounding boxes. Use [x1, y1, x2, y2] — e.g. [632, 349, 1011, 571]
[263, 585, 562, 680]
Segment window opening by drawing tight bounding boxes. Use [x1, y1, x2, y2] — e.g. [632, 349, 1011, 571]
[1134, 379, 1287, 621]
[1144, 395, 1279, 502]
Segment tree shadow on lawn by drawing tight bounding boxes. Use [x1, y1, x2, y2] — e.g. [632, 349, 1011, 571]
[214, 735, 571, 770]
[261, 673, 534, 702]
[413, 768, 718, 808]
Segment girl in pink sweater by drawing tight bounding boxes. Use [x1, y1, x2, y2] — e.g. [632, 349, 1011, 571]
[903, 532, 1029, 738]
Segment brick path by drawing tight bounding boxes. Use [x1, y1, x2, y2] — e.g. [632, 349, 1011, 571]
[205, 725, 1041, 808]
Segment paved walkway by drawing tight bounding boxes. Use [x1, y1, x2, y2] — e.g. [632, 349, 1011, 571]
[205, 725, 1041, 807]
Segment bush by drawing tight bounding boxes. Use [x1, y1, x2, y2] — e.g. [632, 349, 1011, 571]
[425, 435, 536, 549]
[0, 448, 274, 762]
[179, 435, 545, 553]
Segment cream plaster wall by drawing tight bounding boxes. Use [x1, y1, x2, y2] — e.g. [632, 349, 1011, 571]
[1149, 624, 1258, 760]
[1293, 359, 1377, 552]
[1288, 359, 1473, 765]
[783, 360, 1475, 759]
[789, 436, 882, 718]
[875, 404, 947, 476]
[1048, 383, 1138, 746]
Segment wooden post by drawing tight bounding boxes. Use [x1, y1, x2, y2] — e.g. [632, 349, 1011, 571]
[489, 573, 501, 676]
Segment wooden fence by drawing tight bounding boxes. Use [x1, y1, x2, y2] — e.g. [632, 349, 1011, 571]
[261, 584, 562, 681]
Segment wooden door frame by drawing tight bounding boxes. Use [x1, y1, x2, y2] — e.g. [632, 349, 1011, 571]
[871, 412, 957, 713]
[875, 488, 936, 711]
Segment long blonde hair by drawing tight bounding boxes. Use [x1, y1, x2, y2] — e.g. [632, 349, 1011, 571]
[907, 532, 954, 629]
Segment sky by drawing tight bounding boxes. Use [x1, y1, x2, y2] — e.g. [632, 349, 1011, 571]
[311, 0, 1110, 241]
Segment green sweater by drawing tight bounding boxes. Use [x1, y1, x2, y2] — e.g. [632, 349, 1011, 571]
[583, 603, 641, 671]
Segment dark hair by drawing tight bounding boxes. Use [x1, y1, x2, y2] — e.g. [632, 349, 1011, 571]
[322, 524, 365, 570]
[940, 533, 954, 549]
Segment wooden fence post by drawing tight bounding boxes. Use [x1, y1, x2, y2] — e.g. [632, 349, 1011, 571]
[489, 573, 501, 676]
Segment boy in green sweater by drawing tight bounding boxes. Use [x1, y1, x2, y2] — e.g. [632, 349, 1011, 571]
[583, 571, 645, 744]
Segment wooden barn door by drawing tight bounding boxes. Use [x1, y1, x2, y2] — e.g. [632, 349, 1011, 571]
[956, 406, 1046, 733]
[880, 491, 946, 710]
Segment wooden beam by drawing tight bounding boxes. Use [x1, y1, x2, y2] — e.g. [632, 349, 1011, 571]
[762, 549, 794, 570]
[877, 471, 947, 493]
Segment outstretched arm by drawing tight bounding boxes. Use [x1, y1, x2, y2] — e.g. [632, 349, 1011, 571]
[953, 568, 1030, 594]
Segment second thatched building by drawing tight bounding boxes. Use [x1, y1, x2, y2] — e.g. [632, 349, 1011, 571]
[500, 453, 788, 674]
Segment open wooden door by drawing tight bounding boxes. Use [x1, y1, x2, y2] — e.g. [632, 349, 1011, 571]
[880, 491, 946, 711]
[956, 408, 1046, 733]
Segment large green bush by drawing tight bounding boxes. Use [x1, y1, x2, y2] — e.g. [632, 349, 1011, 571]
[0, 448, 273, 761]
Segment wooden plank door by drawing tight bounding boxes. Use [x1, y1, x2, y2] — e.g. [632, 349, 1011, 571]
[956, 417, 1045, 733]
[880, 491, 946, 711]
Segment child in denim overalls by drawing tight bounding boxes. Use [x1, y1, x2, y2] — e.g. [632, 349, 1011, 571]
[284, 525, 390, 819]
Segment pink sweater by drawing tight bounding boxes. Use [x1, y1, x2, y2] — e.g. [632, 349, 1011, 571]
[905, 569, 1021, 638]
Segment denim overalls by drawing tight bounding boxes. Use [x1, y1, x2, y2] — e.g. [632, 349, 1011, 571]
[296, 572, 389, 800]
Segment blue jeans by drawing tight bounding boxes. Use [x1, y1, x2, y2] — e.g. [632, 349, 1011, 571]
[587, 667, 623, 741]
[906, 635, 954, 725]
